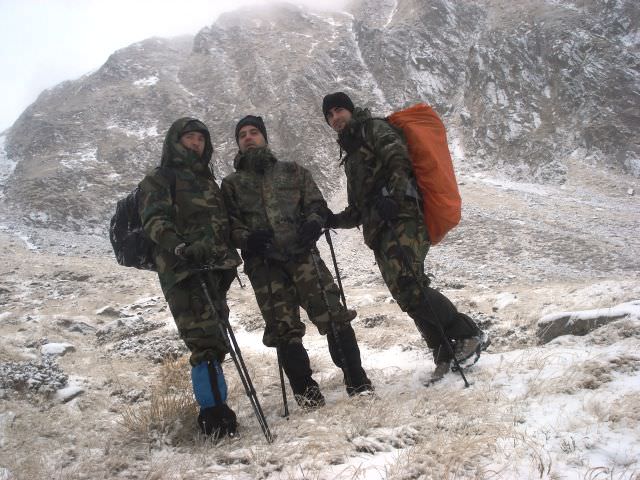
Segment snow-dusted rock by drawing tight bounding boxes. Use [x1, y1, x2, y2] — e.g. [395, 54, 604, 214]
[536, 301, 640, 344]
[41, 342, 76, 357]
[95, 305, 120, 317]
[55, 317, 96, 334]
[55, 385, 84, 403]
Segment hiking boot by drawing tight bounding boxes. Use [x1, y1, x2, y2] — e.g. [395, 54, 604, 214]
[425, 360, 451, 386]
[294, 385, 326, 411]
[348, 383, 376, 397]
[453, 330, 490, 367]
[198, 404, 237, 439]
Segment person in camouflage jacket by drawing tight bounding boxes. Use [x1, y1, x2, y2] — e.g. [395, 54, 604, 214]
[221, 115, 373, 409]
[138, 117, 241, 437]
[321, 92, 489, 385]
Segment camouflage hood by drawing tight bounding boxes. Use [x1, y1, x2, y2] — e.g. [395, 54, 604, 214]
[161, 117, 214, 176]
[232, 146, 277, 173]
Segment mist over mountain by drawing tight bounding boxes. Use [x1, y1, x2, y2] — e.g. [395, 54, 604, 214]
[0, 0, 638, 232]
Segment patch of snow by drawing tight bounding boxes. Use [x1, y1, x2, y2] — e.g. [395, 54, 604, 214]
[133, 75, 159, 87]
[532, 111, 541, 129]
[0, 411, 16, 448]
[16, 229, 39, 250]
[624, 156, 640, 176]
[450, 136, 466, 162]
[0, 134, 17, 191]
[60, 148, 98, 169]
[41, 342, 76, 357]
[474, 174, 553, 196]
[383, 0, 398, 28]
[106, 123, 159, 139]
[494, 292, 518, 310]
[621, 29, 640, 48]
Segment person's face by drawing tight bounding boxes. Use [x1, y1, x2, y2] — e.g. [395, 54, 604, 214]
[238, 125, 267, 153]
[326, 106, 352, 133]
[179, 131, 206, 157]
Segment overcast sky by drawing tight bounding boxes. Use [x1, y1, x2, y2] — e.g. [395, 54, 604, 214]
[0, 0, 347, 132]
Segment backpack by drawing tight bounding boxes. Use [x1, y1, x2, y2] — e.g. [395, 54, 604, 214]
[387, 103, 461, 245]
[109, 168, 176, 270]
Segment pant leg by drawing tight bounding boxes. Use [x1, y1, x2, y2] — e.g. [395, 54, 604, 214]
[327, 325, 372, 395]
[374, 219, 478, 363]
[291, 251, 346, 334]
[164, 272, 230, 366]
[245, 259, 306, 347]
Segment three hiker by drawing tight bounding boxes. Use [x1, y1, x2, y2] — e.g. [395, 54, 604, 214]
[138, 118, 241, 437]
[221, 115, 373, 408]
[132, 96, 488, 436]
[321, 92, 489, 384]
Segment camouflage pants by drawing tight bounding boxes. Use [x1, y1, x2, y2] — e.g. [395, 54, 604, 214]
[164, 269, 235, 366]
[245, 251, 345, 347]
[374, 218, 478, 362]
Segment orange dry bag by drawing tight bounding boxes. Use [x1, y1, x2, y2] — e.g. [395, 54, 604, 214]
[387, 103, 461, 245]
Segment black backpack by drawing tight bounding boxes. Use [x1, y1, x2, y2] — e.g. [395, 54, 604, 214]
[109, 168, 176, 271]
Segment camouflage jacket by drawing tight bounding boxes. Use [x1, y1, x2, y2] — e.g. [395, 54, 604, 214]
[221, 147, 327, 264]
[332, 107, 421, 248]
[138, 117, 241, 293]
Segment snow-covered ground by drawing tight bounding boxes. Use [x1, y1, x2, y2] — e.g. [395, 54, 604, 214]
[0, 167, 639, 479]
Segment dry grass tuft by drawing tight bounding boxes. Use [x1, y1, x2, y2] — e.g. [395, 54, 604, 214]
[119, 356, 198, 445]
[605, 393, 640, 425]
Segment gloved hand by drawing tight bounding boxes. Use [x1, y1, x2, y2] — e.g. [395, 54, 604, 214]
[375, 196, 399, 222]
[298, 219, 322, 247]
[245, 229, 273, 255]
[325, 210, 338, 229]
[182, 239, 214, 264]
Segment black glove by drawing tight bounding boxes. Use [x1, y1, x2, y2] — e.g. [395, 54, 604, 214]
[325, 210, 339, 229]
[245, 229, 273, 255]
[375, 196, 399, 222]
[182, 239, 213, 264]
[298, 219, 322, 247]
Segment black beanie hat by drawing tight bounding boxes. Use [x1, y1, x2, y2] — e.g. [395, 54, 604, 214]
[235, 115, 268, 145]
[322, 92, 354, 123]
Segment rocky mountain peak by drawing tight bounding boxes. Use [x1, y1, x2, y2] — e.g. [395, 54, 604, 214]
[0, 0, 637, 232]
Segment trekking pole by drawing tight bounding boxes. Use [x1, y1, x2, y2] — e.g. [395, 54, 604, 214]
[197, 271, 274, 442]
[384, 222, 470, 388]
[235, 272, 245, 289]
[309, 247, 353, 389]
[323, 229, 348, 308]
[264, 259, 290, 419]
